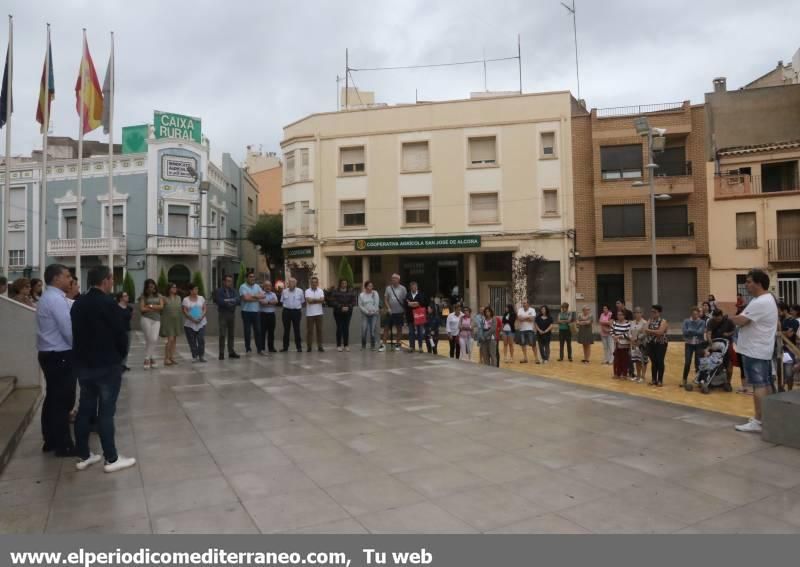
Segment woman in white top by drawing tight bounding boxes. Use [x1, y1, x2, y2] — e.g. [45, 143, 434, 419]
[446, 304, 463, 359]
[358, 281, 381, 351]
[182, 284, 208, 363]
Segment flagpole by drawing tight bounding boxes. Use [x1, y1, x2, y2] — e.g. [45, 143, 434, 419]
[76, 29, 86, 287]
[2, 15, 12, 279]
[106, 31, 114, 274]
[39, 23, 50, 278]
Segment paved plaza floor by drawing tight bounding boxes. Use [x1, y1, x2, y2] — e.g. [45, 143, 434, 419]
[2, 335, 800, 534]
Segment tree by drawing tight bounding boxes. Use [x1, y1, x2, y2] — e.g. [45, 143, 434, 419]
[157, 267, 169, 295]
[511, 253, 546, 306]
[122, 271, 136, 301]
[236, 262, 248, 288]
[191, 271, 206, 298]
[336, 257, 355, 287]
[247, 214, 284, 280]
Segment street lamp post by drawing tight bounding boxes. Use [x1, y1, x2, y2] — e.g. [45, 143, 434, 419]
[633, 117, 668, 305]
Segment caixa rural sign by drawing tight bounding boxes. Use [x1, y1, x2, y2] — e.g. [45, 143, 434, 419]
[154, 111, 202, 143]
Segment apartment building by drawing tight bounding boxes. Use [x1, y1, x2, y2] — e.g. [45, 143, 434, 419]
[280, 91, 578, 312]
[0, 112, 253, 294]
[705, 79, 800, 310]
[572, 101, 710, 323]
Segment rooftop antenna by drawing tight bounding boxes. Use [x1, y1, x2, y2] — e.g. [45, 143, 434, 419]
[483, 48, 488, 91]
[561, 0, 581, 100]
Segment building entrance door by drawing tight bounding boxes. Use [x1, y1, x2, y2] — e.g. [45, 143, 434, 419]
[597, 274, 625, 317]
[399, 255, 463, 305]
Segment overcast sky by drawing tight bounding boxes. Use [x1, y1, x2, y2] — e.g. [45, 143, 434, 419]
[2, 0, 797, 165]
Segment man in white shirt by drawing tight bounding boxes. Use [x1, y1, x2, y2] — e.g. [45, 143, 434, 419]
[732, 269, 778, 433]
[305, 276, 326, 352]
[280, 277, 305, 352]
[516, 299, 539, 364]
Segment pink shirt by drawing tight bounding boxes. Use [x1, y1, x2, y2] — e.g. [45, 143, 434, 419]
[599, 311, 613, 337]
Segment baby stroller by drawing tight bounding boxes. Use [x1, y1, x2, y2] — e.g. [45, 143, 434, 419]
[686, 338, 732, 394]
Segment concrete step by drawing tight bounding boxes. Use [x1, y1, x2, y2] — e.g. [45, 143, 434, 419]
[0, 386, 42, 474]
[0, 376, 15, 406]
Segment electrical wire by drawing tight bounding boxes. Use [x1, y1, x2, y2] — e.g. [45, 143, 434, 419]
[350, 55, 519, 73]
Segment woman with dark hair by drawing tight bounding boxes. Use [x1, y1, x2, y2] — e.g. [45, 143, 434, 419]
[331, 278, 356, 351]
[535, 305, 554, 364]
[160, 282, 183, 366]
[358, 281, 381, 351]
[476, 306, 500, 366]
[576, 305, 594, 364]
[645, 304, 669, 386]
[30, 278, 43, 306]
[138, 278, 164, 369]
[182, 284, 208, 363]
[598, 305, 614, 365]
[557, 302, 575, 362]
[708, 294, 718, 313]
[10, 278, 34, 307]
[116, 291, 133, 371]
[501, 304, 516, 363]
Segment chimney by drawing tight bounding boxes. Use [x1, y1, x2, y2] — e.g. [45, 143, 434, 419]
[713, 77, 727, 93]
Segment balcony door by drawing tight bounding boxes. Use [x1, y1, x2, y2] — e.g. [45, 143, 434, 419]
[167, 205, 190, 238]
[777, 210, 800, 261]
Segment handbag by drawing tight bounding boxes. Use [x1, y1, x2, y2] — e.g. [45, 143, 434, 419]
[413, 306, 427, 326]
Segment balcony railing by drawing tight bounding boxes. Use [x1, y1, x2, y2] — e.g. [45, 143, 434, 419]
[47, 237, 127, 257]
[148, 236, 237, 257]
[654, 161, 692, 177]
[596, 101, 684, 118]
[769, 239, 800, 262]
[715, 174, 800, 198]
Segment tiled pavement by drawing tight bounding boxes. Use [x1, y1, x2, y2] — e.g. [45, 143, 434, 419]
[2, 334, 800, 534]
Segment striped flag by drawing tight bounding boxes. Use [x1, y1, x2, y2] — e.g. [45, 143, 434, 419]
[0, 46, 11, 129]
[36, 36, 54, 134]
[74, 35, 103, 134]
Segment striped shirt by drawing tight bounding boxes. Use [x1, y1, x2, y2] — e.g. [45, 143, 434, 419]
[611, 320, 632, 346]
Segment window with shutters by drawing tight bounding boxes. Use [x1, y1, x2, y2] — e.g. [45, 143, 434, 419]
[284, 203, 296, 235]
[167, 206, 190, 237]
[540, 132, 556, 158]
[468, 136, 497, 167]
[285, 151, 295, 183]
[401, 142, 430, 172]
[403, 197, 431, 225]
[736, 212, 757, 249]
[9, 187, 25, 223]
[247, 197, 254, 216]
[469, 193, 499, 224]
[340, 146, 366, 175]
[341, 199, 366, 227]
[299, 149, 310, 180]
[542, 189, 559, 217]
[655, 205, 691, 237]
[602, 204, 645, 238]
[62, 208, 77, 239]
[102, 204, 125, 237]
[600, 144, 643, 180]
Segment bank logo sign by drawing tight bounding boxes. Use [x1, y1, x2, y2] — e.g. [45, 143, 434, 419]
[154, 111, 202, 143]
[355, 236, 481, 251]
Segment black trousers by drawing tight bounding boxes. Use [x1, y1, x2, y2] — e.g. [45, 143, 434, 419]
[38, 350, 77, 451]
[218, 309, 236, 356]
[259, 312, 277, 352]
[282, 309, 303, 351]
[558, 329, 573, 360]
[334, 310, 353, 347]
[649, 342, 668, 384]
[241, 311, 263, 353]
[448, 336, 461, 358]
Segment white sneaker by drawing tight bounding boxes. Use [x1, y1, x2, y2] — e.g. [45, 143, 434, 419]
[735, 418, 763, 433]
[104, 455, 137, 473]
[149, 359, 158, 369]
[345, 346, 350, 352]
[75, 453, 102, 471]
[337, 346, 343, 352]
[378, 345, 386, 352]
[143, 360, 150, 370]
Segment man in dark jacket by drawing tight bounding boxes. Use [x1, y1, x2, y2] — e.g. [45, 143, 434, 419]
[71, 265, 136, 474]
[214, 274, 241, 360]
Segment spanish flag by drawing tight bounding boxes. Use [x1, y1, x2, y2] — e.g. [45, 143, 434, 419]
[36, 32, 54, 134]
[74, 33, 103, 134]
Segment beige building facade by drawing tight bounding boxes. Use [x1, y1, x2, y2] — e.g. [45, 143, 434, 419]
[280, 92, 578, 312]
[705, 80, 800, 311]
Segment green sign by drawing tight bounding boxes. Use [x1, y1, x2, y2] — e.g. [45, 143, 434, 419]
[154, 111, 202, 143]
[286, 246, 315, 258]
[122, 124, 149, 154]
[355, 235, 482, 251]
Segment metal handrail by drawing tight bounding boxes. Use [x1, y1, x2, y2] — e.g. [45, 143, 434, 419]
[597, 102, 684, 118]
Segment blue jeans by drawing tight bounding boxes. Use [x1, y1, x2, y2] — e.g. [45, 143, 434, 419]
[361, 314, 379, 348]
[75, 364, 122, 463]
[241, 311, 262, 352]
[409, 324, 425, 350]
[741, 354, 771, 387]
[184, 326, 206, 359]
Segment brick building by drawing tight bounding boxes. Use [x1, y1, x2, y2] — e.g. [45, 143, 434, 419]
[572, 101, 710, 323]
